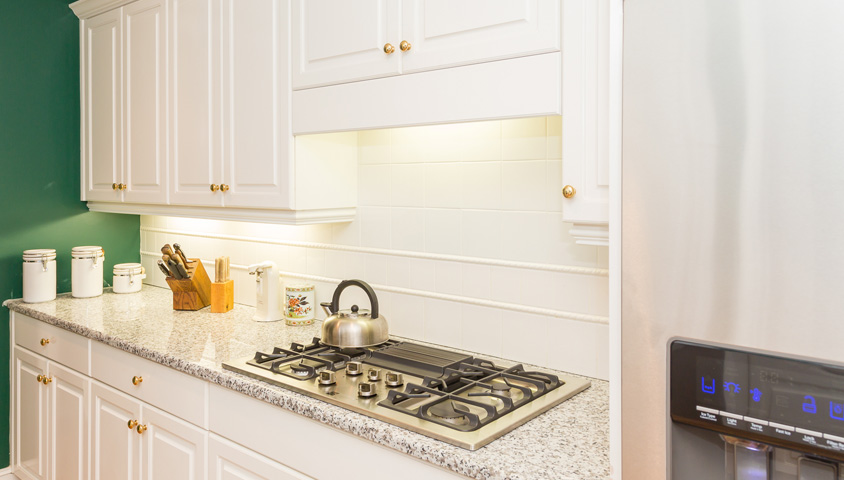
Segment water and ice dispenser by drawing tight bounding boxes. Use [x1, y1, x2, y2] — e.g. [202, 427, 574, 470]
[670, 341, 844, 479]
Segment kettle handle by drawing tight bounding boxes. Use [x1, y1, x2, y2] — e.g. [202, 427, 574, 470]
[331, 280, 379, 319]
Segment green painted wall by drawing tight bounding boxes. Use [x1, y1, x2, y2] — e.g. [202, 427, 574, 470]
[0, 0, 141, 467]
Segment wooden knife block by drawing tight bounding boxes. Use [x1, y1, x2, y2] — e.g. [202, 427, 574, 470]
[210, 280, 234, 313]
[165, 259, 211, 311]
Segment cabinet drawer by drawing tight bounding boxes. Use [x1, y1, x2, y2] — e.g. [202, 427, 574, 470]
[91, 341, 207, 428]
[14, 313, 89, 374]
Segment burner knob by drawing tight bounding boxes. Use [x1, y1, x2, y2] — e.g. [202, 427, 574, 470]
[317, 371, 336, 385]
[367, 368, 382, 382]
[358, 382, 377, 398]
[385, 371, 404, 387]
[346, 361, 363, 376]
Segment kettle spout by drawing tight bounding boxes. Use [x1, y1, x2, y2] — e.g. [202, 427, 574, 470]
[320, 302, 334, 317]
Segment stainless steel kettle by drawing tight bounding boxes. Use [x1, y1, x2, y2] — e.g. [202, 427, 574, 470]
[320, 280, 388, 348]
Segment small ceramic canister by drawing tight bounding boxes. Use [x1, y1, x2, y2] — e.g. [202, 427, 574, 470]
[284, 284, 315, 326]
[71, 246, 104, 298]
[113, 263, 146, 294]
[22, 249, 57, 303]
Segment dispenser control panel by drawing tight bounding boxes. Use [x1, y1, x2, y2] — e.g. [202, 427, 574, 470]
[671, 340, 844, 461]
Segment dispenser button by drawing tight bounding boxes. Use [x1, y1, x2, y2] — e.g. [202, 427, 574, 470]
[769, 421, 794, 432]
[743, 416, 768, 426]
[696, 406, 719, 415]
[720, 411, 743, 420]
[823, 433, 844, 443]
[797, 427, 822, 437]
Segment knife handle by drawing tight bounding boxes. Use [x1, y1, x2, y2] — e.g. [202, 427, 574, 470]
[173, 244, 191, 266]
[174, 262, 189, 279]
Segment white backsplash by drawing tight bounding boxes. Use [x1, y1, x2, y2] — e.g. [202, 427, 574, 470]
[140, 116, 610, 379]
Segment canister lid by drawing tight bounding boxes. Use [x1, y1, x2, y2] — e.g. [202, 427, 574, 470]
[285, 284, 314, 292]
[113, 263, 144, 275]
[22, 249, 56, 260]
[71, 246, 104, 258]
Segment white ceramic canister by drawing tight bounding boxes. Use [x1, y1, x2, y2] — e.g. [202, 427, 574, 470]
[22, 249, 57, 303]
[284, 284, 315, 326]
[112, 263, 146, 294]
[71, 246, 105, 298]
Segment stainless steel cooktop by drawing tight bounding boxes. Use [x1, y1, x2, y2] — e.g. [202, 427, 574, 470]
[222, 337, 590, 450]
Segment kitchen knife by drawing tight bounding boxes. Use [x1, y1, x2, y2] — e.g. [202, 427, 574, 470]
[157, 260, 172, 277]
[167, 258, 184, 279]
[215, 257, 223, 283]
[173, 243, 192, 265]
[174, 261, 189, 279]
[225, 256, 230, 282]
[163, 245, 186, 269]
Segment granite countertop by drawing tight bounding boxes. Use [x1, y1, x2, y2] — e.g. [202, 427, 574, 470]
[4, 286, 610, 480]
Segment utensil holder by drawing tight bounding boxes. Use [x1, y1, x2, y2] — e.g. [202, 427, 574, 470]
[164, 259, 211, 311]
[210, 280, 234, 313]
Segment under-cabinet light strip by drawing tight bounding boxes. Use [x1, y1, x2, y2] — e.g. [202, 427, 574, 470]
[140, 251, 609, 325]
[140, 226, 609, 277]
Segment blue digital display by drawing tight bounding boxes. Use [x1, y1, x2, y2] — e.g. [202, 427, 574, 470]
[701, 377, 715, 394]
[803, 396, 817, 414]
[750, 388, 762, 402]
[724, 381, 741, 393]
[830, 401, 844, 421]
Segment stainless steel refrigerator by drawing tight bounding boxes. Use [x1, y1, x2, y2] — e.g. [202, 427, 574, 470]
[621, 0, 844, 478]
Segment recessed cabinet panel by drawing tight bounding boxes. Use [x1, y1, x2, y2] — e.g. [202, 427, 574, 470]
[143, 406, 207, 480]
[291, 0, 400, 89]
[14, 347, 48, 480]
[208, 435, 313, 480]
[91, 383, 142, 480]
[401, 0, 560, 74]
[84, 9, 123, 203]
[222, 0, 292, 209]
[49, 363, 89, 480]
[169, 0, 223, 207]
[123, 0, 167, 204]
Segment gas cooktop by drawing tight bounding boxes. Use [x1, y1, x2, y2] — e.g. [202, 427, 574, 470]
[222, 337, 590, 450]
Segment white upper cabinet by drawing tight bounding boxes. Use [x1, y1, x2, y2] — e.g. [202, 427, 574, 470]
[123, 0, 167, 204]
[83, 9, 122, 203]
[291, 0, 400, 89]
[221, 0, 292, 208]
[400, 0, 560, 74]
[291, 0, 559, 90]
[558, 0, 618, 246]
[168, 0, 222, 208]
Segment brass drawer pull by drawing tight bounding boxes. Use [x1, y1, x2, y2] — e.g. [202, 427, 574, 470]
[137, 424, 147, 434]
[128, 419, 138, 429]
[400, 40, 411, 51]
[132, 376, 143, 386]
[562, 185, 576, 198]
[210, 184, 220, 192]
[36, 374, 44, 383]
[384, 43, 395, 54]
[40, 338, 50, 346]
[42, 376, 52, 385]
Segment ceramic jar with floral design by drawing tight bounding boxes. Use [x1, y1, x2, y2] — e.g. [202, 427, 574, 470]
[285, 284, 315, 326]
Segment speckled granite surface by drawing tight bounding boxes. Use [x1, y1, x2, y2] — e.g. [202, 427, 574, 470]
[4, 286, 610, 480]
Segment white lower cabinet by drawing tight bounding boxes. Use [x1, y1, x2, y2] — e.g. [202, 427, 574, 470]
[91, 381, 207, 480]
[208, 435, 311, 480]
[91, 382, 141, 480]
[14, 347, 48, 480]
[14, 347, 90, 480]
[48, 363, 89, 480]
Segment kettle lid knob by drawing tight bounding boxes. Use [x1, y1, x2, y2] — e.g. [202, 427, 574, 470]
[351, 305, 359, 313]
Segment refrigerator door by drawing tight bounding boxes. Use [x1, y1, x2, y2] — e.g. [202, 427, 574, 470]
[622, 0, 844, 478]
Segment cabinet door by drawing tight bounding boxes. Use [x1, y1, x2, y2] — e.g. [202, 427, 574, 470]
[123, 0, 168, 204]
[91, 382, 142, 480]
[400, 0, 559, 74]
[169, 0, 223, 207]
[48, 363, 89, 480]
[208, 435, 312, 480]
[220, 0, 292, 209]
[83, 9, 123, 203]
[14, 347, 48, 480]
[141, 406, 206, 480]
[560, 0, 612, 245]
[291, 0, 400, 89]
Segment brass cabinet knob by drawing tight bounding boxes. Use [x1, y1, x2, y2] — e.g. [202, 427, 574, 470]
[127, 419, 138, 429]
[400, 40, 411, 52]
[42, 377, 52, 385]
[120, 183, 127, 191]
[562, 185, 576, 198]
[40, 338, 50, 346]
[220, 184, 230, 192]
[131, 376, 143, 386]
[210, 184, 220, 192]
[36, 374, 44, 383]
[383, 43, 395, 54]
[112, 183, 118, 190]
[137, 424, 147, 434]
